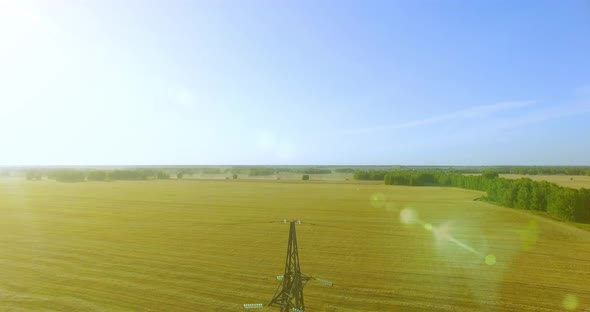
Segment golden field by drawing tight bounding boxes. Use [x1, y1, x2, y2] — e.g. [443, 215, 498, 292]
[0, 178, 589, 311]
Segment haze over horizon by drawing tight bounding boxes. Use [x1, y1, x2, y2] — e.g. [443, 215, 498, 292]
[1, 0, 589, 166]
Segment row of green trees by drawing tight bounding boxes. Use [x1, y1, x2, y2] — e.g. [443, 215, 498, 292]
[449, 166, 590, 176]
[248, 167, 332, 176]
[201, 168, 222, 174]
[50, 170, 87, 182]
[505, 166, 590, 176]
[352, 166, 590, 176]
[248, 168, 277, 176]
[377, 170, 590, 223]
[353, 170, 389, 180]
[26, 171, 44, 180]
[297, 168, 332, 174]
[43, 169, 171, 182]
[334, 168, 355, 173]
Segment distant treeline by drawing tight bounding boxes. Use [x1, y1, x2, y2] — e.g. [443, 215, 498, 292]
[352, 166, 590, 176]
[353, 170, 389, 180]
[201, 168, 222, 174]
[26, 171, 44, 180]
[450, 166, 590, 176]
[23, 167, 343, 181]
[248, 168, 277, 176]
[30, 169, 171, 182]
[165, 167, 335, 176]
[365, 170, 590, 223]
[248, 167, 333, 176]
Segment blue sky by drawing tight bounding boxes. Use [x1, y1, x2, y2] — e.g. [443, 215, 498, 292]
[1, 0, 589, 165]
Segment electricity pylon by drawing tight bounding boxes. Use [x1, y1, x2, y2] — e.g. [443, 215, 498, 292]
[269, 221, 311, 312]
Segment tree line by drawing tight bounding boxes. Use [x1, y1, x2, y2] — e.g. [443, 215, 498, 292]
[248, 167, 332, 176]
[459, 166, 590, 176]
[26, 171, 44, 180]
[352, 166, 590, 176]
[368, 170, 590, 223]
[32, 169, 172, 182]
[353, 170, 389, 180]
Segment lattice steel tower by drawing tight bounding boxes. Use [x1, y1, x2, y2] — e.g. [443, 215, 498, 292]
[269, 221, 311, 312]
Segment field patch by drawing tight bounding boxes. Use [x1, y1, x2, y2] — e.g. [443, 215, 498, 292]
[500, 174, 590, 189]
[0, 179, 589, 311]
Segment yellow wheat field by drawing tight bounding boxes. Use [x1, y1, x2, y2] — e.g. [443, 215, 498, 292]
[0, 178, 589, 311]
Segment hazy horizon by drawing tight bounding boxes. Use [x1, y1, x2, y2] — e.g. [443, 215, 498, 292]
[1, 1, 589, 166]
[3, 164, 590, 168]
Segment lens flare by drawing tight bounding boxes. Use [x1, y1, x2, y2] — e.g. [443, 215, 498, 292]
[563, 294, 578, 310]
[370, 193, 385, 208]
[485, 254, 496, 266]
[519, 220, 539, 251]
[400, 208, 417, 224]
[400, 209, 491, 263]
[385, 202, 397, 212]
[432, 222, 452, 244]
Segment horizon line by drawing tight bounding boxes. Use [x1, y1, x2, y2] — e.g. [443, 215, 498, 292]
[3, 164, 590, 168]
